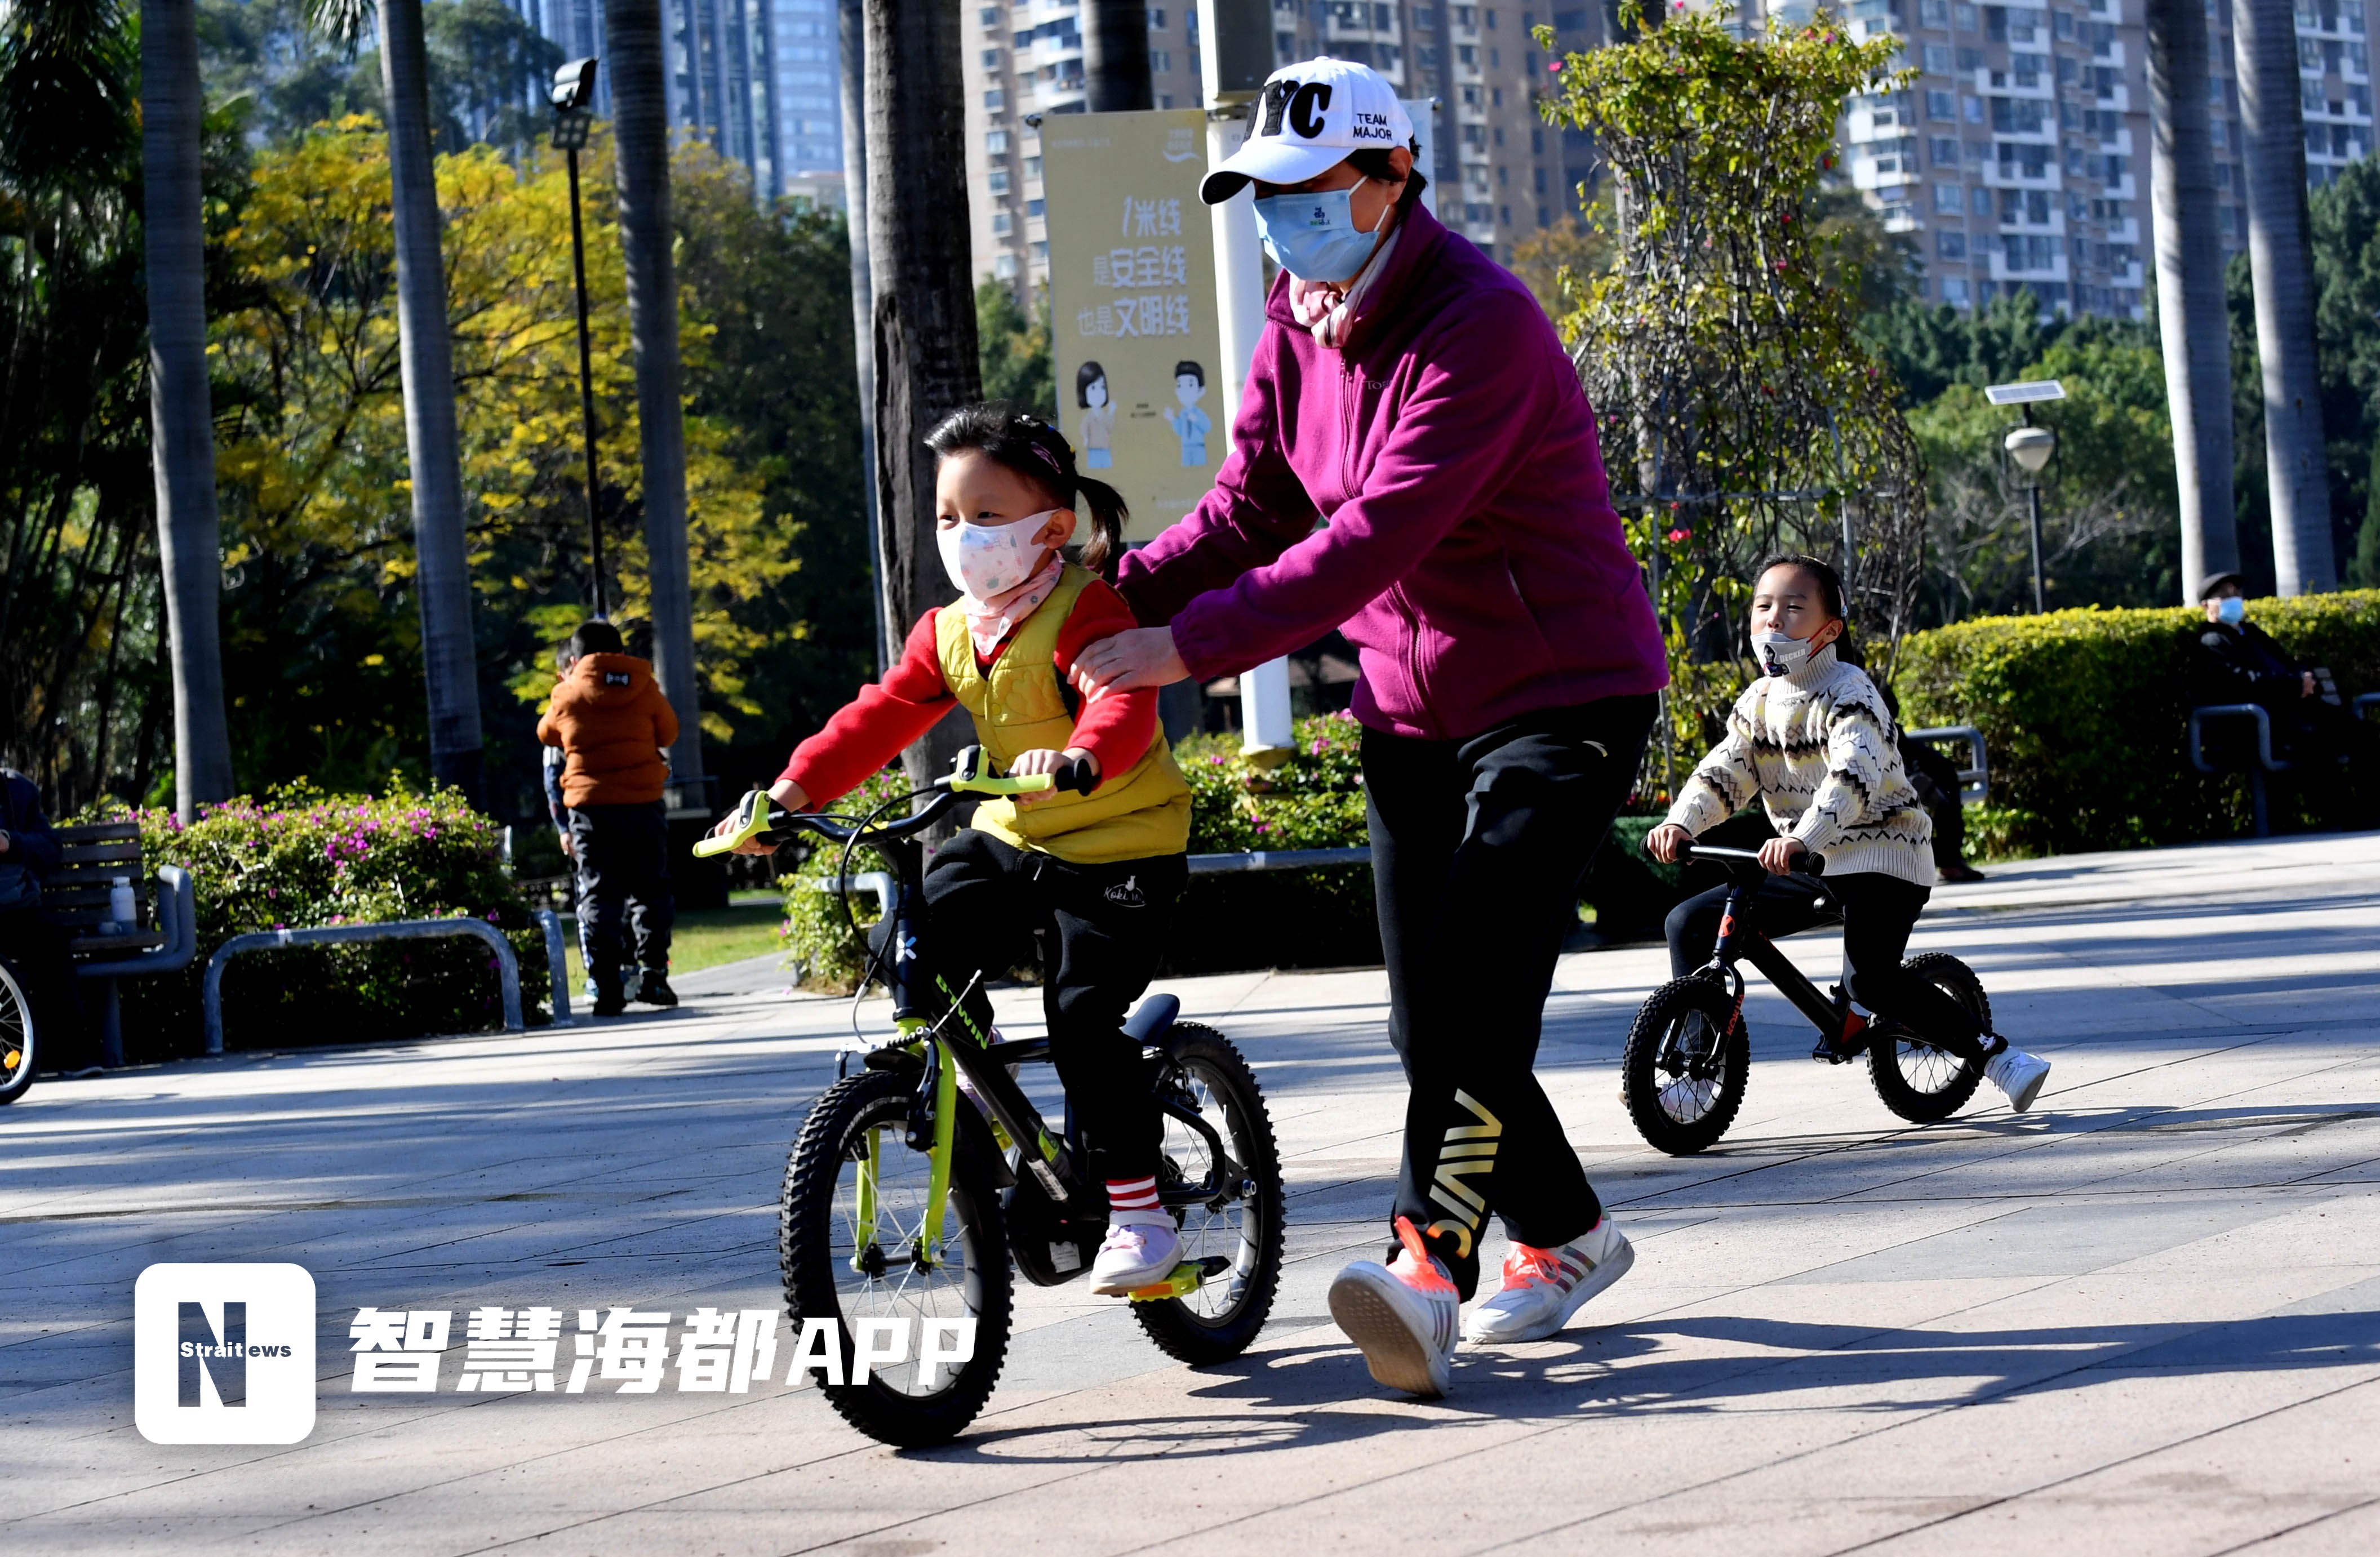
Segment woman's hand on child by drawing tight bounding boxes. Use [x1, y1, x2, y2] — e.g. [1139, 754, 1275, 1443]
[1645, 823, 1691, 864]
[1009, 747, 1097, 806]
[1758, 836, 1808, 875]
[1071, 626, 1189, 697]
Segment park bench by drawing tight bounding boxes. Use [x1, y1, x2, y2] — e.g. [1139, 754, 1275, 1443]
[2190, 693, 2380, 838]
[46, 821, 197, 1067]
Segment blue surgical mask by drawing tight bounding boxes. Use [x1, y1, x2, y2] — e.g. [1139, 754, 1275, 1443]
[1253, 184, 1388, 282]
[2217, 595, 2246, 626]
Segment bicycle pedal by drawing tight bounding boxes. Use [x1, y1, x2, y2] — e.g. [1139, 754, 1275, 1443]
[1126, 1255, 1231, 1304]
[1809, 1036, 1858, 1065]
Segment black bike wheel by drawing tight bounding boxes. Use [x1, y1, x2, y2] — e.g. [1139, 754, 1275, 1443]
[1131, 1023, 1284, 1365]
[0, 951, 37, 1106]
[779, 1067, 1013, 1447]
[1620, 976, 1749, 1155]
[1867, 953, 1992, 1123]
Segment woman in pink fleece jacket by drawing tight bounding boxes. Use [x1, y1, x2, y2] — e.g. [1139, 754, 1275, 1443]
[1074, 59, 1668, 1398]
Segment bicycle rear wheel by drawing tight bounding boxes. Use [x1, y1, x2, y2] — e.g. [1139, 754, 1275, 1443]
[0, 951, 38, 1106]
[1867, 953, 1991, 1123]
[779, 1067, 1013, 1446]
[1133, 1024, 1284, 1364]
[1620, 976, 1748, 1155]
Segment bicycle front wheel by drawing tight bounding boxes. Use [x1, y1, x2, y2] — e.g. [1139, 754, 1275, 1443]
[1133, 1023, 1284, 1364]
[0, 951, 38, 1106]
[1867, 953, 1991, 1123]
[779, 1067, 1013, 1447]
[1620, 976, 1748, 1155]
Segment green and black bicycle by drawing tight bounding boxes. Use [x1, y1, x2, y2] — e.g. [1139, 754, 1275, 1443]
[698, 749, 1284, 1446]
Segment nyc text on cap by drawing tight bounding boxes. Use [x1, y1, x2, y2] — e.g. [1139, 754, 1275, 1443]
[1200, 57, 1415, 205]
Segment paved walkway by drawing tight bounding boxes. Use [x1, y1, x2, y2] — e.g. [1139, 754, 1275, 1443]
[5, 831, 2378, 1555]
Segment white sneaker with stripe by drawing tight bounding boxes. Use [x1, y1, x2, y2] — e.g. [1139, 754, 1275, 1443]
[1327, 1215, 1462, 1398]
[1462, 1216, 1635, 1344]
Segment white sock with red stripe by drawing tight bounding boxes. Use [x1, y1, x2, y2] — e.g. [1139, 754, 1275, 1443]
[1106, 1175, 1161, 1220]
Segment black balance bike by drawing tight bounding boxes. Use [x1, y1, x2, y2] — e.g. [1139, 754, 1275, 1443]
[1619, 843, 1993, 1155]
[697, 748, 1284, 1445]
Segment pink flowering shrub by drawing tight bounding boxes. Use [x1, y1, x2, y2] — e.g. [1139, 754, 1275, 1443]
[77, 779, 549, 1056]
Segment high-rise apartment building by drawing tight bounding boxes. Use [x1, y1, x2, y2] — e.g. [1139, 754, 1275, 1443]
[1837, 0, 2375, 319]
[965, 2, 1572, 293]
[772, 0, 845, 197]
[517, 0, 787, 197]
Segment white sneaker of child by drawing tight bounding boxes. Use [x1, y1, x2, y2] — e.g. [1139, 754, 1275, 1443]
[1089, 1213, 1183, 1295]
[1983, 1042, 2052, 1112]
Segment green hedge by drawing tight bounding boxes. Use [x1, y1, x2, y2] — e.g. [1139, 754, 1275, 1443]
[83, 782, 550, 1060]
[1893, 590, 2380, 856]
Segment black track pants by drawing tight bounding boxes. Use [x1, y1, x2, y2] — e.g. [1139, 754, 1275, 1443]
[886, 828, 1186, 1184]
[570, 802, 675, 986]
[1663, 870, 1986, 1059]
[1365, 694, 1657, 1300]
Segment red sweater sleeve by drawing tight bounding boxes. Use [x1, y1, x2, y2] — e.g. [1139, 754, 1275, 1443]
[778, 610, 954, 803]
[1053, 581, 1160, 784]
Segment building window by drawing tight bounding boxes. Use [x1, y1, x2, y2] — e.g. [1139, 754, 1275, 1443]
[985, 88, 1006, 112]
[1920, 0, 1950, 24]
[1026, 197, 1046, 217]
[1972, 184, 1992, 213]
[1031, 239, 1049, 261]
[980, 6, 1001, 26]
[1943, 275, 1971, 307]
[1024, 155, 1042, 180]
[988, 168, 1011, 194]
[1150, 6, 1166, 25]
[1957, 46, 1983, 70]
[992, 211, 1014, 236]
[1927, 89, 1954, 118]
[994, 252, 1019, 279]
[1964, 95, 1983, 122]
[1932, 136, 1959, 164]
[1500, 203, 1512, 225]
[1924, 45, 1951, 73]
[987, 128, 1010, 154]
[1934, 181, 1964, 212]
[1953, 2, 1975, 26]
[1151, 48, 1171, 70]
[982, 48, 1001, 69]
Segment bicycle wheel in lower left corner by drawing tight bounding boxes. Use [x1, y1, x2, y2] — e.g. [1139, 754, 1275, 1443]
[0, 951, 38, 1106]
[779, 1067, 1013, 1447]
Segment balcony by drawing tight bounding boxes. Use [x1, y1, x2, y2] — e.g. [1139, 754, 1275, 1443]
[1988, 251, 2071, 283]
[1982, 159, 2062, 190]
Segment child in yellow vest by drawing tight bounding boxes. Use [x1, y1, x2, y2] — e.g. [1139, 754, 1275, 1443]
[745, 405, 1194, 1294]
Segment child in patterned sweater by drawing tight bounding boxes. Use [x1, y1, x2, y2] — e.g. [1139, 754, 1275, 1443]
[1646, 554, 2052, 1112]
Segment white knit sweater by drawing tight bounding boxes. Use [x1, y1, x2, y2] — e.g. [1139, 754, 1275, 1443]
[1663, 644, 1936, 888]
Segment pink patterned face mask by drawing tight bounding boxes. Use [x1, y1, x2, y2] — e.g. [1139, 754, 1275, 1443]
[939, 511, 1065, 658]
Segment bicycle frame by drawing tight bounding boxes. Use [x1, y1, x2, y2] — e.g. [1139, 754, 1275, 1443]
[730, 754, 1245, 1277]
[1695, 848, 1865, 1051]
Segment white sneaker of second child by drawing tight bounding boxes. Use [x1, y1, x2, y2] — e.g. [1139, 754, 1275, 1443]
[1089, 1213, 1183, 1295]
[1328, 1215, 1462, 1398]
[1463, 1216, 1635, 1344]
[1984, 1043, 2053, 1112]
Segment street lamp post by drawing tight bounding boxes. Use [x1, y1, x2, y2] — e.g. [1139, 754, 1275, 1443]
[551, 58, 606, 619]
[1986, 379, 2067, 615]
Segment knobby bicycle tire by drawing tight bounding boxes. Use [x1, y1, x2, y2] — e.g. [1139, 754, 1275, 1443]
[0, 950, 38, 1106]
[1867, 953, 1992, 1123]
[779, 1067, 1013, 1446]
[1621, 976, 1750, 1155]
[1131, 1023, 1285, 1364]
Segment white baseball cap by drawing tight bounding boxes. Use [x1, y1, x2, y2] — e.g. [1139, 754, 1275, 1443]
[1199, 57, 1415, 205]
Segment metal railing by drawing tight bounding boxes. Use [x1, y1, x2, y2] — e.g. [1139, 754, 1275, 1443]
[203, 917, 524, 1056]
[1907, 724, 1990, 805]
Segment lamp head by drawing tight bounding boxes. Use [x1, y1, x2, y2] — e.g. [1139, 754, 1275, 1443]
[552, 57, 598, 113]
[2004, 425, 2056, 475]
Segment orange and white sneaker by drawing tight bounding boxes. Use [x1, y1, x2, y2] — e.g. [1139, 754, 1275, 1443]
[1463, 1217, 1635, 1344]
[1328, 1215, 1462, 1398]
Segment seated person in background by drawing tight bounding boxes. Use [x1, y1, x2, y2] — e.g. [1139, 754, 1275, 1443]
[1879, 686, 1984, 884]
[2192, 572, 2355, 768]
[0, 768, 91, 1075]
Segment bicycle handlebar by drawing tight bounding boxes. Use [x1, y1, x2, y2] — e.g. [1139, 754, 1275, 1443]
[1673, 841, 1828, 878]
[691, 745, 1095, 858]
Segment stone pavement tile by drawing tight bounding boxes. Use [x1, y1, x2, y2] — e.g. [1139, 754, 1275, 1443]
[2227, 1497, 2380, 1556]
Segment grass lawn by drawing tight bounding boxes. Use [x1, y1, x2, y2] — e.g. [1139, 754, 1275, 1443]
[562, 900, 787, 985]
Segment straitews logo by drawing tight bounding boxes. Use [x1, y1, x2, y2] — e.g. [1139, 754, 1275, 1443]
[134, 1263, 317, 1444]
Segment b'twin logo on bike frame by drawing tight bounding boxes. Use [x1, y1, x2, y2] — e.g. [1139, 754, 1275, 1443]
[135, 1264, 317, 1444]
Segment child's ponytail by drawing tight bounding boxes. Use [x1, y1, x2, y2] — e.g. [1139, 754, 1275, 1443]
[923, 402, 1132, 574]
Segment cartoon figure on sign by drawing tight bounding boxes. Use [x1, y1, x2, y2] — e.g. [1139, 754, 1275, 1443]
[1076, 362, 1115, 469]
[1164, 361, 1209, 467]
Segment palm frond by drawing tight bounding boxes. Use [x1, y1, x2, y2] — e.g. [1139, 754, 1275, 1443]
[299, 0, 379, 50]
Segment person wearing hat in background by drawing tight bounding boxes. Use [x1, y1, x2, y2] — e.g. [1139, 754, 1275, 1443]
[2191, 572, 2361, 790]
[539, 619, 681, 1015]
[1072, 57, 1670, 1398]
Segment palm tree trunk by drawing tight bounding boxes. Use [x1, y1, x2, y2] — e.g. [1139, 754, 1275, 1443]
[603, 0, 706, 790]
[1083, 0, 1152, 113]
[378, 0, 485, 801]
[837, 0, 887, 674]
[140, 0, 235, 820]
[864, 0, 982, 792]
[2143, 0, 2240, 603]
[2232, 0, 2336, 594]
